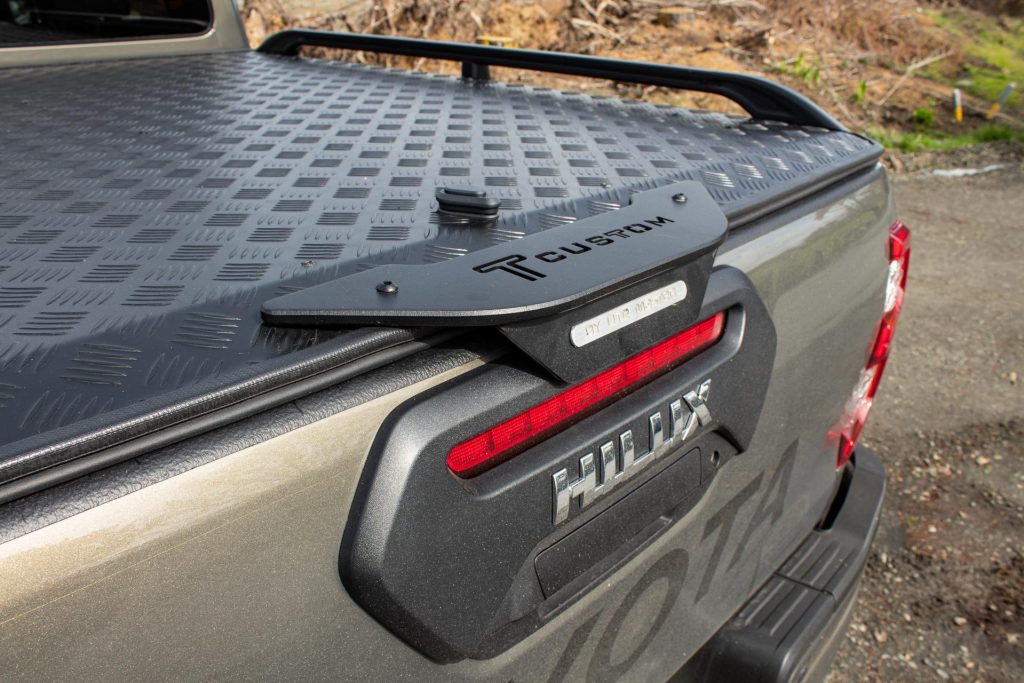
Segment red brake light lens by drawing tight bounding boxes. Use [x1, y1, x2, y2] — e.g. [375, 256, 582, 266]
[447, 312, 727, 477]
[832, 221, 910, 467]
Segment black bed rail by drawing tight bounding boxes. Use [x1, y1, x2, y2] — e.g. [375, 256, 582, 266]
[257, 30, 845, 131]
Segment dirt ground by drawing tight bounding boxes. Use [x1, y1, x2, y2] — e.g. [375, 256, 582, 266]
[828, 160, 1024, 682]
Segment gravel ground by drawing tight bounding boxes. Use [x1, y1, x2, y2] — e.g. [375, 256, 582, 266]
[828, 159, 1024, 682]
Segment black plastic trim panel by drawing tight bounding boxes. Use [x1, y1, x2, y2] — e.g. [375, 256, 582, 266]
[339, 267, 778, 662]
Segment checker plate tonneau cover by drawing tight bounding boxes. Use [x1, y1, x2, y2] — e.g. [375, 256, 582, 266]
[0, 50, 881, 491]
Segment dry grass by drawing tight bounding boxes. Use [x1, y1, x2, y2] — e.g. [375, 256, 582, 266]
[763, 0, 945, 63]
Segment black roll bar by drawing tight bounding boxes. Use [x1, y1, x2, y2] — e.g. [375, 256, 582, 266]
[258, 29, 845, 130]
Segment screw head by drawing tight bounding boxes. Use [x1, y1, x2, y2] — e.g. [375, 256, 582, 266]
[672, 193, 688, 204]
[376, 280, 398, 295]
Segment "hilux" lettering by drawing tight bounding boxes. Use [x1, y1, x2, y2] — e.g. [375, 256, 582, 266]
[552, 379, 712, 524]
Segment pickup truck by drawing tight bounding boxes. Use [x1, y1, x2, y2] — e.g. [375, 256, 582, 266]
[0, 2, 909, 681]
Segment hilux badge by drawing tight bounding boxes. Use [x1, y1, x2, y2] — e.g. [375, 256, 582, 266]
[552, 379, 712, 524]
[570, 280, 688, 347]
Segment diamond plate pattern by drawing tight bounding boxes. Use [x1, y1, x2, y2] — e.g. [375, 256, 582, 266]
[0, 50, 879, 473]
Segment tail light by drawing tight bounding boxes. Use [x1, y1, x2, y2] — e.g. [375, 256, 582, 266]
[447, 312, 726, 477]
[831, 221, 910, 467]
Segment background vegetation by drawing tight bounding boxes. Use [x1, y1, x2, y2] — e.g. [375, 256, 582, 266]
[242, 1, 1023, 153]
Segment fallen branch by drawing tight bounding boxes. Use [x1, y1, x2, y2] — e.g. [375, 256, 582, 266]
[877, 50, 954, 107]
[569, 18, 629, 45]
[578, 0, 604, 23]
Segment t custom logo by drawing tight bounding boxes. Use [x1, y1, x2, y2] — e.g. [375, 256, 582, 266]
[472, 216, 676, 282]
[472, 255, 546, 282]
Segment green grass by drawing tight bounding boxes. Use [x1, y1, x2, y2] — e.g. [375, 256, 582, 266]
[926, 9, 1023, 107]
[912, 108, 935, 128]
[868, 123, 1024, 152]
[770, 53, 821, 86]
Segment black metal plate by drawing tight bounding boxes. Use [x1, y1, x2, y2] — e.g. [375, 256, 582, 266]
[261, 181, 726, 326]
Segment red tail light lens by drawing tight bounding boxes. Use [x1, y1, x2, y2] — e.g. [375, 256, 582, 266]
[832, 221, 910, 467]
[447, 312, 727, 477]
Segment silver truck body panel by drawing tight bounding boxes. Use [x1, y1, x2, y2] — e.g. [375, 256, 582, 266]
[0, 169, 894, 681]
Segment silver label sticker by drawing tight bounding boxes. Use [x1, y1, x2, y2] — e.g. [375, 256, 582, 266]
[569, 280, 688, 348]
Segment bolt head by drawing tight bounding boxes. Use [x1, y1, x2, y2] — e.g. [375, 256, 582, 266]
[376, 280, 398, 294]
[672, 193, 688, 204]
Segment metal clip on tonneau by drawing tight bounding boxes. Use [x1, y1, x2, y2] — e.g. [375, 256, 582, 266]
[262, 182, 728, 382]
